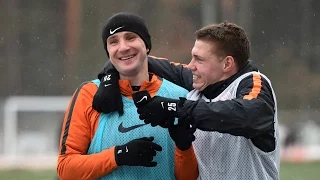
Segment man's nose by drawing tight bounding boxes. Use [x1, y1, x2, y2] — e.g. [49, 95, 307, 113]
[118, 40, 130, 52]
[187, 59, 196, 70]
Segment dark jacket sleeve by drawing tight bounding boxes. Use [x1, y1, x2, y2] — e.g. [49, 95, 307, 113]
[147, 56, 193, 91]
[181, 73, 275, 139]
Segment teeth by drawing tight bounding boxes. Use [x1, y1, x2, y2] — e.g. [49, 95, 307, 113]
[193, 75, 197, 80]
[120, 55, 134, 60]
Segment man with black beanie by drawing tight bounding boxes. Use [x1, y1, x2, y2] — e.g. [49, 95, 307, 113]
[94, 21, 279, 179]
[93, 11, 152, 115]
[57, 12, 197, 180]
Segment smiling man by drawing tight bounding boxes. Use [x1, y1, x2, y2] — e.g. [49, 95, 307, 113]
[56, 12, 195, 180]
[92, 21, 280, 179]
[133, 22, 280, 180]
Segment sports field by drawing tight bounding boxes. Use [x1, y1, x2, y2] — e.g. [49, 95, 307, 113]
[0, 162, 319, 180]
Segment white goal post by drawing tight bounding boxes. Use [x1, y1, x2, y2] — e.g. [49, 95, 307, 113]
[2, 96, 71, 168]
[2, 96, 320, 169]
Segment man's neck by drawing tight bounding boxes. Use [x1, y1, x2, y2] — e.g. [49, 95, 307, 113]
[119, 69, 149, 86]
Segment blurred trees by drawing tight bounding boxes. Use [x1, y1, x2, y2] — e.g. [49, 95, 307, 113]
[1, 0, 320, 109]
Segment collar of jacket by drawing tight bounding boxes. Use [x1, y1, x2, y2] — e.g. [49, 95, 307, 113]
[201, 60, 259, 99]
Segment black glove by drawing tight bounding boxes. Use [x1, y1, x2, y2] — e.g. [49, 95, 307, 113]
[168, 114, 196, 151]
[132, 90, 186, 127]
[115, 136, 162, 167]
[92, 68, 123, 115]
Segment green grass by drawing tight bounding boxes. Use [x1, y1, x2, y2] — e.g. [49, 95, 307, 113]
[0, 162, 319, 180]
[0, 169, 56, 180]
[280, 162, 320, 180]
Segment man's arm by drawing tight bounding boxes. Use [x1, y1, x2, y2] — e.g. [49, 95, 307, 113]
[134, 73, 276, 151]
[57, 82, 117, 180]
[147, 56, 193, 91]
[175, 146, 199, 180]
[183, 73, 275, 139]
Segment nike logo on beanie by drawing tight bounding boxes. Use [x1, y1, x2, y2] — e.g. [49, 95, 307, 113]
[110, 26, 124, 35]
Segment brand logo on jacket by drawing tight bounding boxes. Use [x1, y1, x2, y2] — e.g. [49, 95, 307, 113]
[118, 122, 148, 133]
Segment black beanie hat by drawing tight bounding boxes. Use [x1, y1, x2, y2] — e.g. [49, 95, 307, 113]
[102, 12, 152, 57]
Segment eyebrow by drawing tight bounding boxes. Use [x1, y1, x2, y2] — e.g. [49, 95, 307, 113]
[192, 54, 203, 60]
[125, 32, 135, 35]
[107, 35, 117, 42]
[107, 32, 136, 40]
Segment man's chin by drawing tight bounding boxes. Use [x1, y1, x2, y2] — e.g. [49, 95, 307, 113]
[193, 83, 203, 91]
[194, 81, 211, 91]
[120, 67, 141, 76]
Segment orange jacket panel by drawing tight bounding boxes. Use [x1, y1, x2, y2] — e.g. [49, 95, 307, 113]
[57, 75, 197, 179]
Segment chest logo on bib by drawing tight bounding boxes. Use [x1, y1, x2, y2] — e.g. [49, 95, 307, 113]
[118, 122, 148, 133]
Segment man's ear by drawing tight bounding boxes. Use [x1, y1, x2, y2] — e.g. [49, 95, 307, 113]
[223, 56, 235, 72]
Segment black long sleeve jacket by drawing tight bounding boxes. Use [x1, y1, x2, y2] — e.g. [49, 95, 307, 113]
[147, 56, 276, 152]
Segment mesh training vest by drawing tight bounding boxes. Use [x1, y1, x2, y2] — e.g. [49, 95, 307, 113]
[88, 78, 188, 180]
[188, 72, 280, 180]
